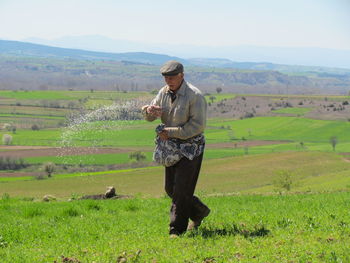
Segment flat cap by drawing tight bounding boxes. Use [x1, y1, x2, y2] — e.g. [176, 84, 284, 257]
[160, 60, 184, 76]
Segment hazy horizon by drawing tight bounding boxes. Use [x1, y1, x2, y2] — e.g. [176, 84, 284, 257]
[1, 0, 349, 49]
[1, 0, 350, 68]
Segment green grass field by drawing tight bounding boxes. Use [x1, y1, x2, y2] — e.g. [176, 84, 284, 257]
[272, 107, 312, 115]
[0, 192, 349, 262]
[3, 116, 350, 148]
[0, 90, 153, 101]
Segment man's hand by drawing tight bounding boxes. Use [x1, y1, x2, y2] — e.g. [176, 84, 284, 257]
[158, 130, 169, 141]
[146, 105, 162, 117]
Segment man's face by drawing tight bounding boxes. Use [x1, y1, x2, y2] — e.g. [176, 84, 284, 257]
[164, 73, 184, 91]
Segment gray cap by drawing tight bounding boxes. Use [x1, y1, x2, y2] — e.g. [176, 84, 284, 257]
[160, 60, 184, 76]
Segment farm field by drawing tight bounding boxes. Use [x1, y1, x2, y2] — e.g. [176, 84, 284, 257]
[1, 151, 349, 197]
[1, 90, 350, 262]
[1, 90, 350, 195]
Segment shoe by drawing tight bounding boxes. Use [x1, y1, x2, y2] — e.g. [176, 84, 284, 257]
[187, 207, 210, 231]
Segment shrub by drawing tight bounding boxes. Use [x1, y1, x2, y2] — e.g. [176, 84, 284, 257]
[129, 151, 146, 162]
[243, 112, 254, 119]
[43, 162, 56, 177]
[31, 124, 40, 131]
[274, 170, 294, 192]
[35, 174, 46, 180]
[0, 156, 29, 170]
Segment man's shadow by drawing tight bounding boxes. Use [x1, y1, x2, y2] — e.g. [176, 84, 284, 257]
[188, 223, 270, 239]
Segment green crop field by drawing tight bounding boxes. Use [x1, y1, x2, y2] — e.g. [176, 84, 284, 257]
[0, 192, 349, 262]
[204, 93, 236, 103]
[3, 116, 350, 148]
[0, 90, 153, 101]
[272, 107, 312, 115]
[207, 117, 350, 144]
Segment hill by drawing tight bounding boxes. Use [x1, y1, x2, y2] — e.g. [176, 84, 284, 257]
[1, 40, 350, 94]
[2, 39, 350, 74]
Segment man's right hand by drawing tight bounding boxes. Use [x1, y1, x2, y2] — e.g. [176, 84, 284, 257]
[146, 105, 162, 117]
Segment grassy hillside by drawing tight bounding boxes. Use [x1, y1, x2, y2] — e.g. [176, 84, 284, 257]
[1, 151, 349, 198]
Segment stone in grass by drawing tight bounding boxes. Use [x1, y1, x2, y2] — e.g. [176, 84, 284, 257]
[105, 186, 116, 198]
[79, 186, 131, 200]
[43, 195, 57, 202]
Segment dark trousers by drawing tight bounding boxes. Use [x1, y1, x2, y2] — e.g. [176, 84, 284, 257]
[165, 153, 209, 234]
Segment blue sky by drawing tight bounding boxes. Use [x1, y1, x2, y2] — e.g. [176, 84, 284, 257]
[0, 0, 349, 49]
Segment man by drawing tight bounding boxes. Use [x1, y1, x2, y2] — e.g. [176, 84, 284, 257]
[142, 60, 210, 237]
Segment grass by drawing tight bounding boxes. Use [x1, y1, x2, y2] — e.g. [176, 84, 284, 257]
[0, 113, 65, 119]
[272, 107, 312, 115]
[22, 142, 294, 166]
[0, 105, 70, 116]
[3, 116, 350, 148]
[0, 90, 153, 101]
[0, 192, 349, 262]
[1, 151, 350, 197]
[1, 90, 350, 262]
[205, 93, 236, 103]
[25, 152, 154, 165]
[207, 116, 350, 144]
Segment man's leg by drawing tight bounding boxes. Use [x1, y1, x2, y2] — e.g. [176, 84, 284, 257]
[166, 153, 209, 235]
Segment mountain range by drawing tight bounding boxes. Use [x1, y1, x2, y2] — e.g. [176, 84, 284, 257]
[22, 35, 350, 69]
[1, 39, 350, 94]
[1, 39, 350, 75]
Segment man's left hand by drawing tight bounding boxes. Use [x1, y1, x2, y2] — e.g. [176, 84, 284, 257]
[158, 130, 169, 141]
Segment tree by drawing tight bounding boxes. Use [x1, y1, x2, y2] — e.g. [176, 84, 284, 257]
[216, 87, 223, 94]
[274, 170, 294, 192]
[43, 162, 56, 177]
[329, 136, 338, 151]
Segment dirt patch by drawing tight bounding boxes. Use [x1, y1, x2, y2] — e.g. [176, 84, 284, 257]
[0, 147, 139, 158]
[0, 146, 53, 150]
[207, 140, 290, 149]
[0, 172, 38, 177]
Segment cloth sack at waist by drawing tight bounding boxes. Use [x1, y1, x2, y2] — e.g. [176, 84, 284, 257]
[153, 124, 205, 167]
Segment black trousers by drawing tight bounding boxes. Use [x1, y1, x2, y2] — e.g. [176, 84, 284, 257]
[165, 153, 209, 234]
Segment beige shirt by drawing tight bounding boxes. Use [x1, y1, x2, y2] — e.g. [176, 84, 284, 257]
[143, 81, 207, 140]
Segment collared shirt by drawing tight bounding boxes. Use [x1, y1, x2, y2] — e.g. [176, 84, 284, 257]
[143, 81, 207, 140]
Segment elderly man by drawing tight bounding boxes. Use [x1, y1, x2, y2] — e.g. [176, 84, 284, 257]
[142, 60, 210, 237]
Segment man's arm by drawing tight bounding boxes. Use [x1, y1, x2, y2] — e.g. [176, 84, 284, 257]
[142, 91, 163, 121]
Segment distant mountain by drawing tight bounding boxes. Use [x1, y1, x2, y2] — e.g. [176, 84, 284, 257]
[0, 39, 185, 65]
[1, 39, 350, 94]
[22, 35, 350, 69]
[1, 39, 350, 75]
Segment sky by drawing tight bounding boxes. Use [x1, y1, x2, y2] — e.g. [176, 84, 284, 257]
[0, 0, 349, 50]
